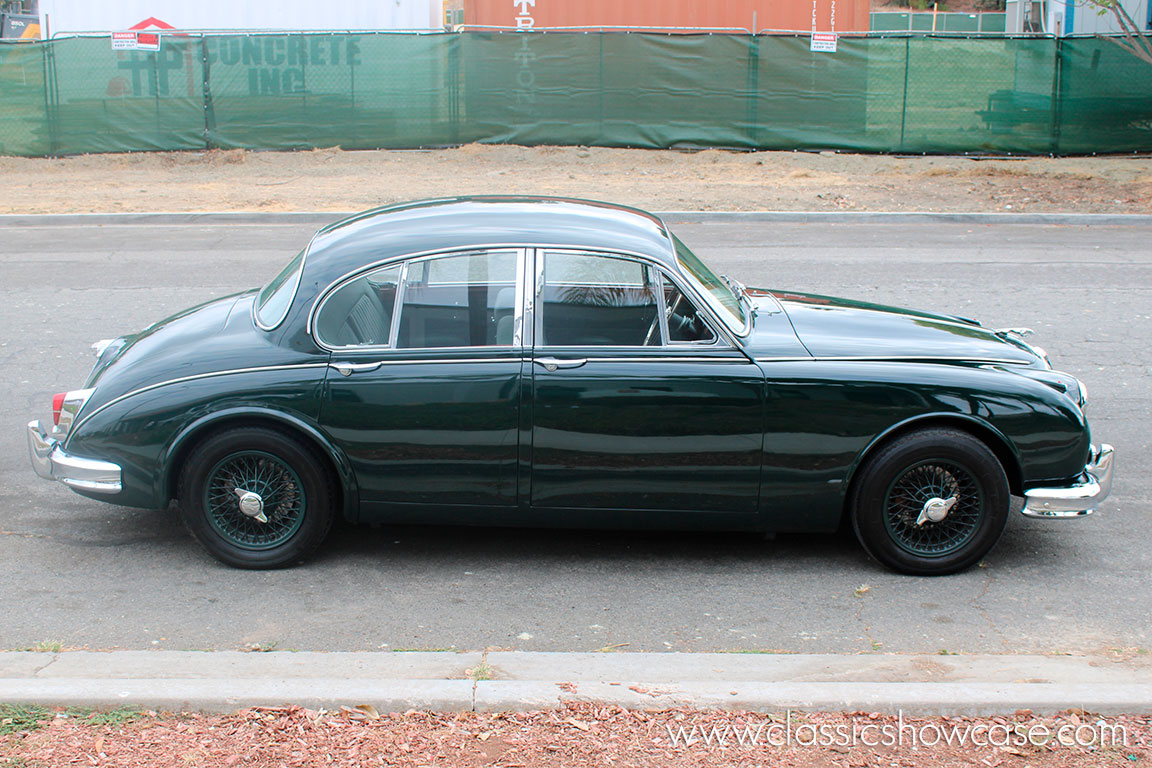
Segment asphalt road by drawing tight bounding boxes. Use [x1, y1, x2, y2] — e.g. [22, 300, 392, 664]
[1, 215, 1148, 655]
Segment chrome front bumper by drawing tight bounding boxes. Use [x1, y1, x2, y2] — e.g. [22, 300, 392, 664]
[27, 420, 122, 494]
[1022, 443, 1114, 519]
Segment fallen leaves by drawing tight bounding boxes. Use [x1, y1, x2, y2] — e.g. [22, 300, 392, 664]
[3, 705, 1150, 768]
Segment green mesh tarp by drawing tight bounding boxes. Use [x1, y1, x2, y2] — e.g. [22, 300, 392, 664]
[0, 41, 49, 156]
[1, 32, 1149, 157]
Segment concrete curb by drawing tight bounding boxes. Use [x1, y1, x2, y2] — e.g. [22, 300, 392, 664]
[1, 211, 1151, 227]
[2, 651, 1150, 715]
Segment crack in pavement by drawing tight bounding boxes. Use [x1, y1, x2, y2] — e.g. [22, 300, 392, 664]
[969, 568, 1010, 652]
[30, 653, 58, 677]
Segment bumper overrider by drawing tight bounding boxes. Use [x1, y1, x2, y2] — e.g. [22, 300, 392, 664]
[1022, 443, 1114, 518]
[27, 420, 122, 494]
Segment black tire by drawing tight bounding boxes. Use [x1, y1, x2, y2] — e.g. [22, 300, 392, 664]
[177, 426, 336, 569]
[850, 428, 1009, 576]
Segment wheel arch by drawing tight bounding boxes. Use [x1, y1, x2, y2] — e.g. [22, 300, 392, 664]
[841, 414, 1023, 525]
[162, 408, 359, 522]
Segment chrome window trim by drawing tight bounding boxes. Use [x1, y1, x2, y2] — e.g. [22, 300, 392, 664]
[654, 270, 671, 346]
[655, 268, 721, 347]
[387, 261, 408, 349]
[309, 261, 404, 351]
[64, 363, 330, 447]
[306, 242, 741, 352]
[513, 248, 528, 348]
[533, 247, 736, 351]
[311, 247, 526, 353]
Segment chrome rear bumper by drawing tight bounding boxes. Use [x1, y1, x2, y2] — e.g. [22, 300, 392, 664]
[1022, 443, 1114, 519]
[27, 420, 122, 494]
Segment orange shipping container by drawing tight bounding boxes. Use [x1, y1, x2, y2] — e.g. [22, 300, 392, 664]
[461, 0, 869, 34]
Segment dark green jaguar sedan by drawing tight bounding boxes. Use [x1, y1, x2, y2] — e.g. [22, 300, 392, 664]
[27, 197, 1113, 574]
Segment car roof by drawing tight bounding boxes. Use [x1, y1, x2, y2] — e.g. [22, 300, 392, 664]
[302, 196, 677, 288]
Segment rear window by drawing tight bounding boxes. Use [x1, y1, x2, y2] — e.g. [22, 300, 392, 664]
[255, 249, 305, 330]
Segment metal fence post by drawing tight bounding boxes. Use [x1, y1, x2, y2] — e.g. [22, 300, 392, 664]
[200, 36, 214, 149]
[598, 32, 604, 139]
[40, 38, 60, 155]
[1049, 36, 1064, 155]
[899, 36, 911, 152]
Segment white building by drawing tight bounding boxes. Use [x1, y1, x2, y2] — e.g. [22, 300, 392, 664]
[1006, 0, 1150, 36]
[36, 0, 446, 38]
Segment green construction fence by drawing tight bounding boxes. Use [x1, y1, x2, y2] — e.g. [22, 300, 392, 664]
[0, 31, 1149, 157]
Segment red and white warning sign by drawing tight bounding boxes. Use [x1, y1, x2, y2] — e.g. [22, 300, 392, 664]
[111, 30, 160, 51]
[111, 18, 175, 51]
[810, 32, 838, 53]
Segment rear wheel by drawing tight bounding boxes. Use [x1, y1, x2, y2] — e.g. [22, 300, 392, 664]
[177, 427, 335, 569]
[850, 428, 1009, 575]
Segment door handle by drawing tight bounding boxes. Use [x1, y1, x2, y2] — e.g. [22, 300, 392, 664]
[329, 361, 383, 377]
[534, 357, 587, 372]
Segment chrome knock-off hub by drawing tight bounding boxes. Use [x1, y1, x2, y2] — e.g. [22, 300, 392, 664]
[916, 495, 958, 526]
[233, 488, 268, 523]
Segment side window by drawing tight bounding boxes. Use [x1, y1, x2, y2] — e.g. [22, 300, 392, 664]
[539, 251, 660, 346]
[397, 250, 518, 348]
[314, 264, 401, 348]
[662, 278, 716, 343]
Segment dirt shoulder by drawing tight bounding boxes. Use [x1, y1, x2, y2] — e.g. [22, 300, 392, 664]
[1, 145, 1149, 214]
[4, 704, 1149, 768]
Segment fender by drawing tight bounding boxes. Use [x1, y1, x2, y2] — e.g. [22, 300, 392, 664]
[843, 412, 1023, 498]
[161, 406, 360, 521]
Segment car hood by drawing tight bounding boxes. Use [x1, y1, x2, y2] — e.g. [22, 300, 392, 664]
[759, 290, 1041, 365]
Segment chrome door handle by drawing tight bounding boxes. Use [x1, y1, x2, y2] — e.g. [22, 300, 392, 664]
[534, 357, 587, 372]
[329, 361, 383, 377]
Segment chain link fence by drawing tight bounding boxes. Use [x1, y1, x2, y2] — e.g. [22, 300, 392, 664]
[0, 31, 1149, 157]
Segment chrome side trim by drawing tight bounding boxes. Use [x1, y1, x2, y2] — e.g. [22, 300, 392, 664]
[27, 420, 122, 494]
[580, 356, 749, 364]
[65, 363, 330, 444]
[1022, 444, 1114, 518]
[754, 355, 1033, 365]
[339, 357, 520, 367]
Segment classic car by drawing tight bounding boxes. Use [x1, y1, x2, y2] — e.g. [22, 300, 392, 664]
[27, 197, 1113, 575]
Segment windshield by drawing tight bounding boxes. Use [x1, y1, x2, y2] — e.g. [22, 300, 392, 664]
[672, 235, 748, 335]
[255, 248, 305, 330]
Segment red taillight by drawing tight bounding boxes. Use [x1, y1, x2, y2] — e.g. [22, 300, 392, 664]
[52, 392, 66, 426]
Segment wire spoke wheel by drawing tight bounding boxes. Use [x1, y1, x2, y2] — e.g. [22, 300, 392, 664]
[883, 461, 983, 557]
[204, 450, 306, 550]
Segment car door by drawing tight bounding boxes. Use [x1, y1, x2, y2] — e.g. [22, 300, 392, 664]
[528, 248, 765, 526]
[315, 248, 527, 519]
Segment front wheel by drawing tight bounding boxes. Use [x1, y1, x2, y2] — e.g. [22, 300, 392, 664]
[850, 428, 1009, 575]
[177, 427, 335, 569]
